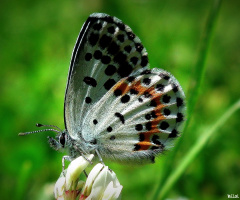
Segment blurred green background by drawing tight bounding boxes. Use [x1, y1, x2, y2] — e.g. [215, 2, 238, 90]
[0, 0, 239, 199]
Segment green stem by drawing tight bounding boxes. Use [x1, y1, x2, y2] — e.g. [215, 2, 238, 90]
[186, 0, 222, 128]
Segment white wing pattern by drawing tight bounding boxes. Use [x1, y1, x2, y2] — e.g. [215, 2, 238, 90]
[64, 13, 185, 163]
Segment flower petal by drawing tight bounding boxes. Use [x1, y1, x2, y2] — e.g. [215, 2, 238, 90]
[81, 163, 104, 197]
[54, 176, 66, 199]
[102, 181, 123, 200]
[65, 154, 94, 190]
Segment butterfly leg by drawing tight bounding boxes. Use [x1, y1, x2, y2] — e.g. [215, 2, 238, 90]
[72, 145, 93, 165]
[95, 149, 105, 165]
[62, 155, 72, 172]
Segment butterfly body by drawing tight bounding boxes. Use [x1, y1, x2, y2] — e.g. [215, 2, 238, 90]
[23, 13, 185, 165]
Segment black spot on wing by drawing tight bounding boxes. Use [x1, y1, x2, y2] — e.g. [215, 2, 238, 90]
[89, 33, 99, 46]
[135, 124, 143, 131]
[85, 97, 92, 104]
[99, 35, 112, 49]
[83, 76, 97, 87]
[105, 65, 117, 76]
[115, 112, 125, 124]
[108, 42, 119, 55]
[104, 79, 116, 90]
[159, 121, 169, 130]
[121, 94, 130, 103]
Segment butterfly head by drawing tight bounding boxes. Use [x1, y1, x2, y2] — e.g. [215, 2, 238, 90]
[19, 123, 72, 152]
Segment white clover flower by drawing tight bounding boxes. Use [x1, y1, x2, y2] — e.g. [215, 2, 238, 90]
[54, 155, 122, 200]
[80, 163, 122, 200]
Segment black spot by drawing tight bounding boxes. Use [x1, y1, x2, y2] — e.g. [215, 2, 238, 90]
[104, 79, 116, 90]
[107, 126, 112, 132]
[162, 94, 171, 103]
[124, 45, 132, 53]
[93, 119, 98, 125]
[99, 35, 112, 49]
[135, 124, 143, 131]
[110, 135, 116, 140]
[121, 94, 130, 103]
[130, 89, 139, 95]
[104, 16, 114, 23]
[127, 32, 135, 40]
[117, 22, 125, 30]
[114, 89, 122, 96]
[90, 138, 97, 144]
[138, 98, 143, 102]
[156, 84, 164, 92]
[117, 34, 125, 42]
[150, 100, 157, 107]
[115, 112, 125, 124]
[152, 135, 161, 145]
[151, 111, 157, 118]
[83, 77, 97, 87]
[117, 62, 133, 77]
[143, 78, 151, 85]
[89, 33, 99, 46]
[177, 97, 183, 107]
[94, 50, 102, 60]
[176, 113, 184, 122]
[130, 57, 138, 65]
[85, 97, 92, 104]
[163, 108, 171, 116]
[169, 129, 179, 138]
[141, 70, 151, 75]
[101, 55, 111, 64]
[160, 121, 169, 130]
[160, 73, 170, 80]
[127, 76, 135, 82]
[172, 83, 179, 93]
[108, 42, 119, 55]
[151, 146, 160, 150]
[145, 114, 151, 120]
[93, 23, 102, 30]
[141, 55, 148, 67]
[105, 65, 116, 76]
[114, 52, 126, 64]
[144, 92, 152, 98]
[139, 133, 145, 141]
[135, 43, 143, 52]
[108, 26, 115, 34]
[146, 122, 152, 131]
[134, 144, 141, 151]
[85, 53, 92, 61]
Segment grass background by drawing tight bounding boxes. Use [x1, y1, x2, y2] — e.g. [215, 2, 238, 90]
[0, 0, 240, 199]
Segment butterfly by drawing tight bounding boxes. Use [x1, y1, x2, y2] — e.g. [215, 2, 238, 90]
[20, 13, 185, 165]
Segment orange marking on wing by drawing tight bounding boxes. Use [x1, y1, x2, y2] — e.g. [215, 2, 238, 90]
[137, 141, 152, 150]
[112, 79, 125, 89]
[132, 80, 146, 94]
[139, 129, 161, 142]
[152, 115, 166, 126]
[112, 79, 130, 95]
[118, 82, 130, 95]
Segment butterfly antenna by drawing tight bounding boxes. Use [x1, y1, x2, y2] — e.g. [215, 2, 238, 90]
[18, 128, 62, 136]
[18, 123, 63, 136]
[35, 123, 63, 132]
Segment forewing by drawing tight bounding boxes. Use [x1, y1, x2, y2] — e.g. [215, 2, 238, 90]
[64, 13, 150, 138]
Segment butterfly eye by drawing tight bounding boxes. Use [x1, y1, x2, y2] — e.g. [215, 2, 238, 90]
[59, 133, 65, 147]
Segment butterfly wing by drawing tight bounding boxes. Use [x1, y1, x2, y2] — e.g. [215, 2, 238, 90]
[82, 68, 185, 163]
[64, 13, 150, 139]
